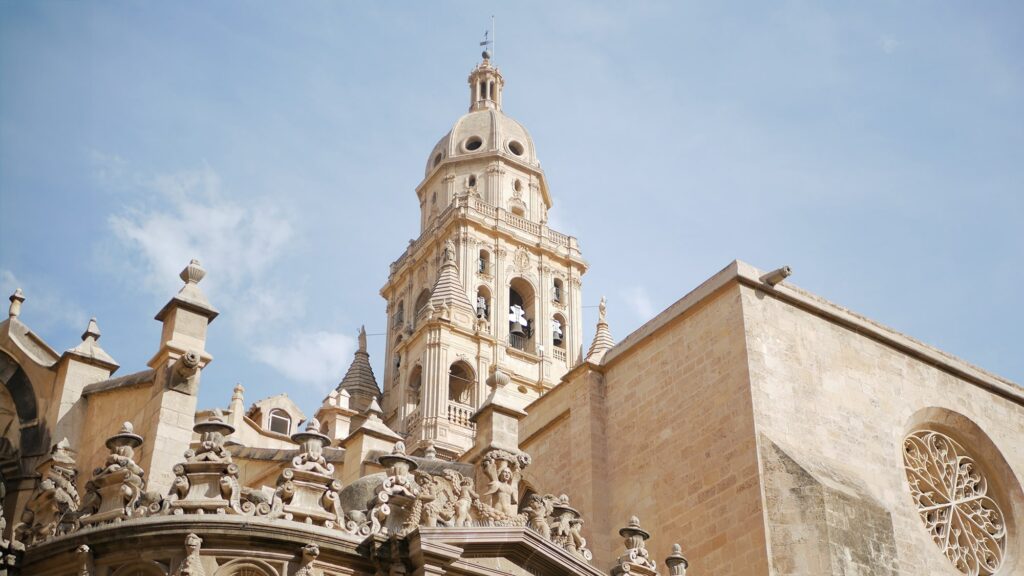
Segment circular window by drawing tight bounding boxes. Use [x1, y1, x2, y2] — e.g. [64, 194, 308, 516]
[433, 153, 443, 167]
[903, 429, 1007, 575]
[464, 136, 483, 151]
[508, 140, 524, 156]
[514, 179, 522, 193]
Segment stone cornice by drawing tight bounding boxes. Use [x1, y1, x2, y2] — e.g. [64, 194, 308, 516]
[600, 259, 1023, 405]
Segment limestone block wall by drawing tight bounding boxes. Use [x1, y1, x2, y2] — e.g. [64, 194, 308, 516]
[739, 283, 1024, 575]
[522, 284, 771, 574]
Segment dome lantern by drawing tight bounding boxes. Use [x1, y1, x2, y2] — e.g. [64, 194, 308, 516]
[468, 55, 504, 112]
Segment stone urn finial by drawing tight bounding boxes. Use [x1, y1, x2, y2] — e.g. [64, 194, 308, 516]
[665, 543, 688, 575]
[8, 288, 24, 319]
[179, 259, 206, 285]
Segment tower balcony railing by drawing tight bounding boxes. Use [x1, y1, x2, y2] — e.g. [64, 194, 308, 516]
[552, 347, 567, 363]
[446, 403, 476, 429]
[389, 195, 574, 274]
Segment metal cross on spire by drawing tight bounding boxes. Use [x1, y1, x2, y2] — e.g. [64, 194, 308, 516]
[479, 15, 495, 59]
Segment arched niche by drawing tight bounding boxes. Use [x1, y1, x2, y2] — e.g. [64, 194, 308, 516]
[448, 361, 475, 405]
[0, 351, 44, 462]
[508, 277, 536, 353]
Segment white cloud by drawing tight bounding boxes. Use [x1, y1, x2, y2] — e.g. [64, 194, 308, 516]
[102, 158, 352, 391]
[623, 285, 655, 321]
[251, 331, 356, 391]
[0, 269, 88, 332]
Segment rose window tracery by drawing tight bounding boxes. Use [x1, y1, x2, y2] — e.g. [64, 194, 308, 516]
[903, 430, 1007, 576]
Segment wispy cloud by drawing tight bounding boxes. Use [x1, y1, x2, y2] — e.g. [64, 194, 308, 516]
[622, 285, 655, 321]
[252, 330, 355, 393]
[878, 35, 899, 54]
[101, 158, 353, 390]
[0, 269, 88, 333]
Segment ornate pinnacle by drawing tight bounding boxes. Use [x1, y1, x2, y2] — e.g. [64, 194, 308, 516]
[179, 259, 206, 285]
[8, 288, 24, 319]
[599, 296, 607, 323]
[358, 325, 367, 352]
[231, 383, 245, 402]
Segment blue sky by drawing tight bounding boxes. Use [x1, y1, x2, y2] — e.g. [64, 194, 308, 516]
[1, 1, 1021, 415]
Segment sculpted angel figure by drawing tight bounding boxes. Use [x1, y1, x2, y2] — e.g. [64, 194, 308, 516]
[483, 462, 517, 517]
[524, 494, 553, 539]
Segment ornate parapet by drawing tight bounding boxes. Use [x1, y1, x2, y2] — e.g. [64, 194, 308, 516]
[13, 439, 80, 545]
[611, 516, 658, 576]
[79, 422, 147, 527]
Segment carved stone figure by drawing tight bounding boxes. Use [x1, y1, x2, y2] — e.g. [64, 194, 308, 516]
[476, 449, 529, 521]
[294, 543, 319, 576]
[524, 494, 553, 539]
[175, 533, 205, 576]
[80, 422, 147, 527]
[550, 495, 592, 560]
[13, 439, 80, 545]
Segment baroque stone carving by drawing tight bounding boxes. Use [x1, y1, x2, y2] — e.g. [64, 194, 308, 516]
[478, 449, 530, 521]
[294, 543, 319, 576]
[370, 442, 421, 535]
[80, 422, 147, 527]
[163, 410, 253, 516]
[14, 439, 80, 545]
[903, 430, 1006, 576]
[550, 495, 592, 561]
[175, 533, 205, 576]
[612, 516, 657, 575]
[270, 419, 358, 532]
[512, 247, 530, 273]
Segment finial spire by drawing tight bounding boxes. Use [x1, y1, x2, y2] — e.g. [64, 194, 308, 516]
[82, 317, 101, 342]
[8, 288, 25, 319]
[358, 325, 367, 352]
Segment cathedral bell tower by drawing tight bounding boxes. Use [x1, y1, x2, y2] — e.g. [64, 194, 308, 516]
[379, 52, 587, 459]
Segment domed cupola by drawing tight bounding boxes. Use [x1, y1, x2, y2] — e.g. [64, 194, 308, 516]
[424, 53, 540, 177]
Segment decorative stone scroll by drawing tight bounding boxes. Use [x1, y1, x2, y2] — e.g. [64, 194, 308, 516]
[79, 422, 147, 527]
[270, 419, 359, 533]
[163, 410, 252, 516]
[370, 442, 421, 535]
[14, 439, 80, 545]
[611, 516, 657, 575]
[903, 430, 1006, 576]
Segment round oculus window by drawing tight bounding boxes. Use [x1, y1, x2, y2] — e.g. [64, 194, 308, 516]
[464, 136, 483, 151]
[508, 140, 524, 156]
[903, 429, 1007, 575]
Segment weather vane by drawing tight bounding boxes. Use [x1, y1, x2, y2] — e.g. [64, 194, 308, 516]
[479, 15, 495, 58]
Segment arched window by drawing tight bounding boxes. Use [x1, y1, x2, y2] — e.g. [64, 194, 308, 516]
[508, 278, 535, 352]
[448, 361, 474, 405]
[468, 174, 478, 187]
[552, 278, 564, 303]
[392, 301, 405, 328]
[552, 314, 567, 348]
[476, 285, 492, 320]
[414, 289, 431, 327]
[407, 365, 423, 409]
[478, 250, 490, 274]
[268, 409, 291, 435]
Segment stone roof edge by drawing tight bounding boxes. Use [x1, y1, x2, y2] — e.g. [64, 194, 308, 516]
[81, 368, 156, 397]
[601, 259, 1023, 405]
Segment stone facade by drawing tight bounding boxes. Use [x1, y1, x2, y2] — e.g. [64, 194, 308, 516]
[0, 52, 1021, 576]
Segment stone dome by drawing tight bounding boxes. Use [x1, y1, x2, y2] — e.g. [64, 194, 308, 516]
[424, 108, 539, 177]
[424, 57, 539, 178]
